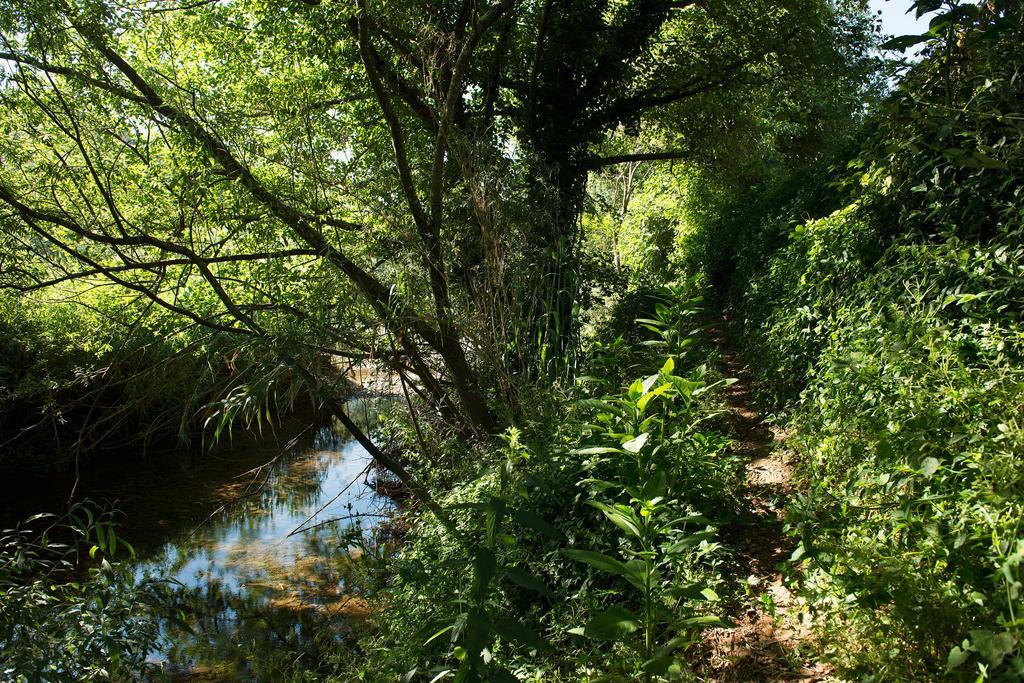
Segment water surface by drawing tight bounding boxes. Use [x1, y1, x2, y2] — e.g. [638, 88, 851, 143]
[139, 411, 396, 671]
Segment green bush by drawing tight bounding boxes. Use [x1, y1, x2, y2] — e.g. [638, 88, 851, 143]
[0, 503, 173, 681]
[0, 287, 310, 470]
[678, 2, 1024, 678]
[325, 283, 741, 681]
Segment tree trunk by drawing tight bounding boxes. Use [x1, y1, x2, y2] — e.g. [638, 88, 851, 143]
[521, 153, 588, 379]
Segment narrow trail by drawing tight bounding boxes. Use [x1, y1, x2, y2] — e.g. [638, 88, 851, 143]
[694, 320, 829, 682]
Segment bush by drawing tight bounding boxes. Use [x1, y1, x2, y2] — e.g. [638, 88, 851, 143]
[325, 283, 741, 681]
[677, 2, 1024, 678]
[0, 503, 173, 681]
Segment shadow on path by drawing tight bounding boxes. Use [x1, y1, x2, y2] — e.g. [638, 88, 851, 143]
[693, 318, 828, 683]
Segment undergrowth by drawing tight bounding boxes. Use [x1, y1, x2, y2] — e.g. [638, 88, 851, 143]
[681, 3, 1024, 679]
[317, 282, 745, 682]
[0, 502, 173, 681]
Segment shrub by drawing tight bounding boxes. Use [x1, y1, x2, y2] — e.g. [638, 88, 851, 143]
[0, 503, 173, 681]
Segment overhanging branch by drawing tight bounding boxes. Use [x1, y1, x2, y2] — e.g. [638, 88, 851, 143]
[583, 150, 689, 170]
[1, 249, 320, 292]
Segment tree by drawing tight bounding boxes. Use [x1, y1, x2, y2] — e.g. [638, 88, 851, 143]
[0, 0, 875, 468]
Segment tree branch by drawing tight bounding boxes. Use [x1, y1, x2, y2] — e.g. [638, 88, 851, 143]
[1, 249, 319, 292]
[0, 49, 148, 105]
[583, 150, 689, 170]
[596, 28, 799, 126]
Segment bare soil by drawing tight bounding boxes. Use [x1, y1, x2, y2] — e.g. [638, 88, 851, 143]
[693, 321, 830, 683]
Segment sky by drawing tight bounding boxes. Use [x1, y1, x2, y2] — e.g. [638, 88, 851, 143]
[869, 0, 933, 37]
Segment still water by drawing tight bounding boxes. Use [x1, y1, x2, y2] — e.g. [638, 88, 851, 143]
[138, 424, 389, 598]
[0, 398, 397, 677]
[23, 400, 395, 677]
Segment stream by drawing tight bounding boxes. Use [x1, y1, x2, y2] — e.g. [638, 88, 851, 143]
[3, 398, 395, 678]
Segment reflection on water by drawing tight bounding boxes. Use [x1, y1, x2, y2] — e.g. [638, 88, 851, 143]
[129, 409, 394, 677]
[140, 428, 388, 594]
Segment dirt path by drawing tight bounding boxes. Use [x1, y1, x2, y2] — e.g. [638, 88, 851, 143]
[694, 321, 829, 682]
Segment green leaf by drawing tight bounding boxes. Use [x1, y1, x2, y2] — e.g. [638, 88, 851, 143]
[490, 616, 548, 651]
[972, 151, 1009, 170]
[466, 609, 490, 655]
[946, 646, 970, 672]
[790, 543, 806, 562]
[665, 531, 715, 555]
[621, 559, 649, 591]
[168, 611, 196, 636]
[485, 497, 506, 547]
[667, 583, 707, 600]
[562, 548, 630, 576]
[575, 398, 614, 411]
[587, 501, 643, 539]
[636, 384, 672, 412]
[578, 478, 623, 491]
[571, 446, 624, 455]
[621, 432, 650, 453]
[669, 377, 703, 397]
[423, 625, 454, 646]
[627, 379, 645, 400]
[680, 615, 732, 628]
[920, 457, 940, 477]
[970, 629, 1016, 667]
[509, 507, 563, 541]
[582, 606, 639, 640]
[666, 514, 711, 527]
[914, 0, 942, 18]
[879, 33, 931, 51]
[655, 635, 693, 658]
[640, 469, 667, 500]
[692, 377, 738, 398]
[473, 549, 496, 600]
[25, 513, 57, 523]
[641, 655, 675, 675]
[505, 566, 553, 598]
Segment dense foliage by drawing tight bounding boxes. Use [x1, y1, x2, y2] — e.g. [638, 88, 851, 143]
[0, 503, 170, 681]
[0, 0, 873, 456]
[313, 284, 744, 681]
[679, 2, 1024, 679]
[2, 0, 1023, 681]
